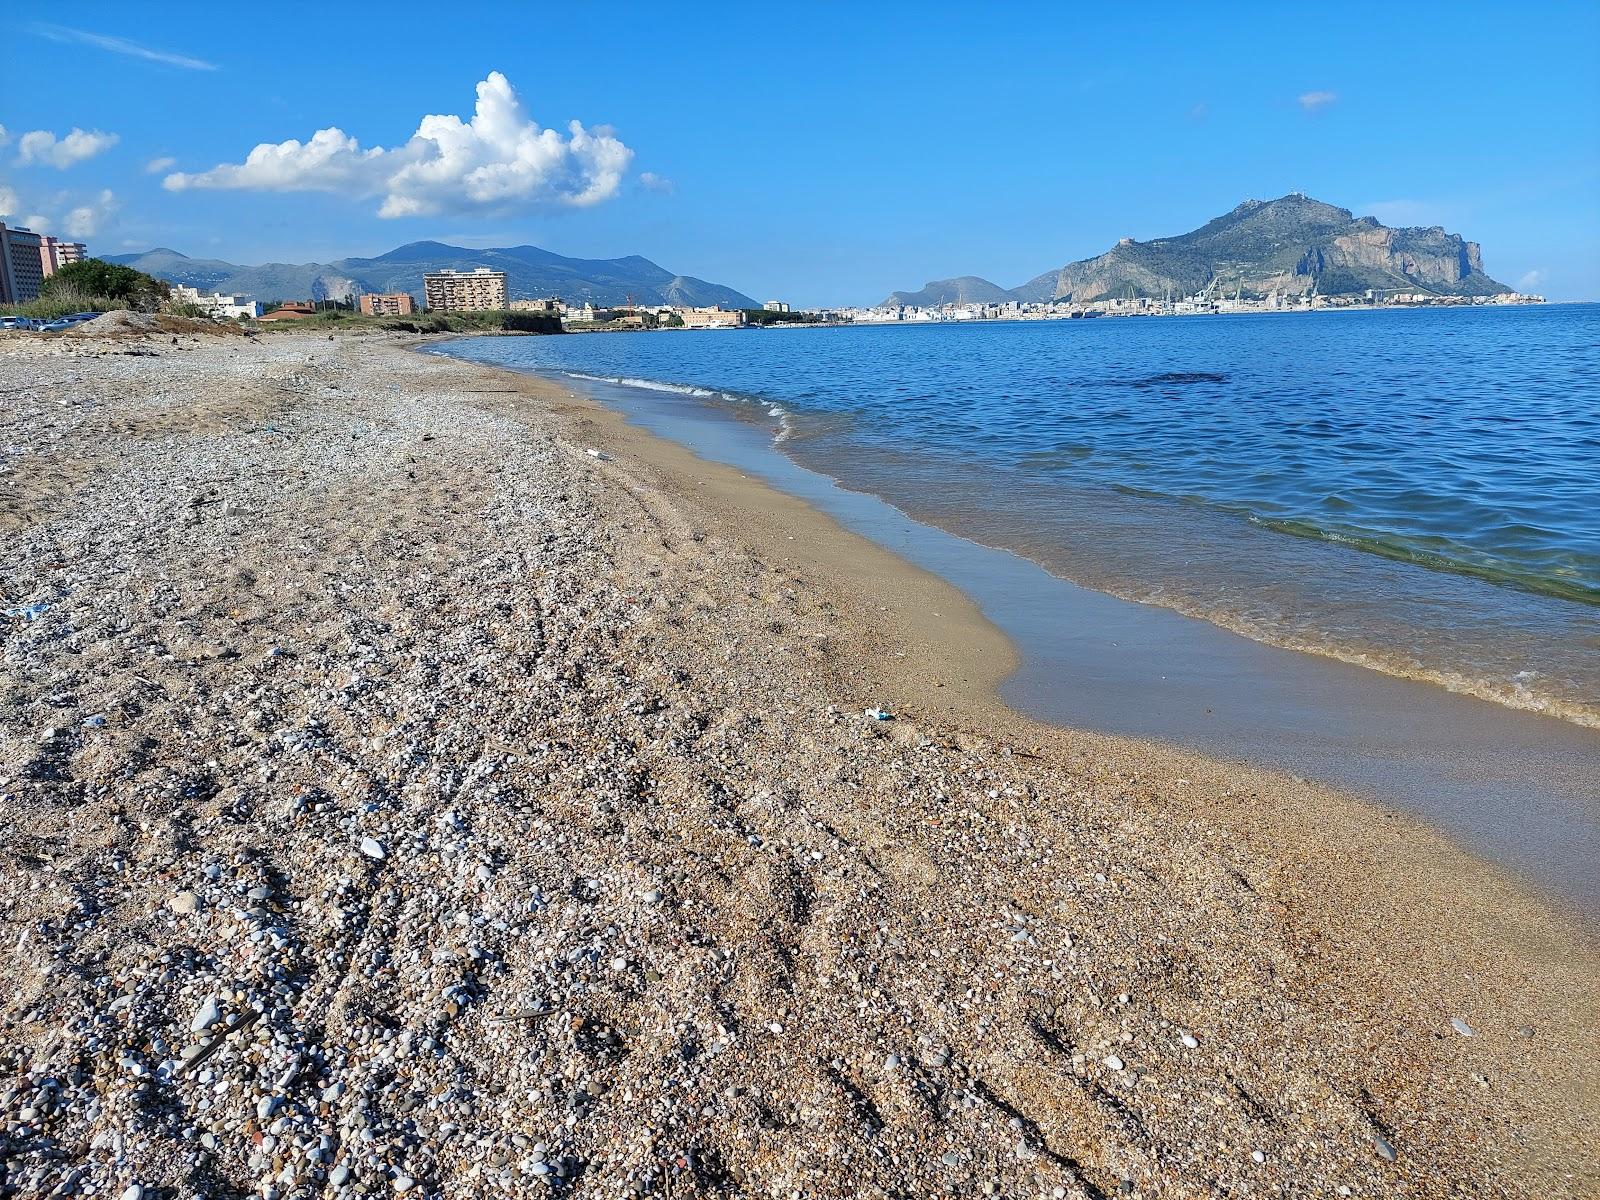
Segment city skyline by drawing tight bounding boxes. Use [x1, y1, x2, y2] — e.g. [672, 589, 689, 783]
[1, 3, 1597, 305]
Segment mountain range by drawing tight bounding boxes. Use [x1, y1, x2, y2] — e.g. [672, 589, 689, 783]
[884, 195, 1511, 307]
[105, 242, 758, 309]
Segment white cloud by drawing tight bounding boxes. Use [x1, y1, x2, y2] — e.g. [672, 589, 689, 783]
[28, 22, 218, 71]
[1516, 269, 1546, 291]
[145, 155, 176, 174]
[165, 72, 633, 218]
[17, 127, 120, 168]
[63, 190, 117, 238]
[1298, 90, 1338, 112]
[5, 186, 118, 238]
[0, 124, 9, 148]
[639, 171, 676, 194]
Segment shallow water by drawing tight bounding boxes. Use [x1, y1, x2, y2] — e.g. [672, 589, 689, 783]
[441, 307, 1600, 727]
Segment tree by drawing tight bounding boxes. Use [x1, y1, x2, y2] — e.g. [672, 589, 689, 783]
[40, 259, 170, 311]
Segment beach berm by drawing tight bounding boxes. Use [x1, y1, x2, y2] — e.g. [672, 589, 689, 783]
[0, 326, 1594, 1199]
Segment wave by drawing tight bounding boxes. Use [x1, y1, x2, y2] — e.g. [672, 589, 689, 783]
[562, 370, 717, 398]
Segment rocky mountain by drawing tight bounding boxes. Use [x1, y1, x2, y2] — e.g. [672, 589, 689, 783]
[884, 195, 1511, 306]
[884, 276, 1016, 307]
[105, 242, 758, 309]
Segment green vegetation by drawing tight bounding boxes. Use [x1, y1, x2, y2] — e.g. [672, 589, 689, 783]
[45, 259, 169, 310]
[0, 293, 115, 321]
[1, 258, 172, 321]
[253, 308, 561, 335]
[740, 308, 819, 325]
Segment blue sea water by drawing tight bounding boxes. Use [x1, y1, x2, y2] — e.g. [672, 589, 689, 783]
[442, 305, 1600, 726]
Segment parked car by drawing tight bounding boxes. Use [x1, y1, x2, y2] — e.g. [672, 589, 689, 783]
[39, 312, 102, 333]
[0, 315, 38, 331]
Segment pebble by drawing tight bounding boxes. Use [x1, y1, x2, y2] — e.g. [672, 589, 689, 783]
[1374, 1131, 1397, 1161]
[121, 1188, 143, 1200]
[1102, 1054, 1125, 1072]
[168, 890, 199, 915]
[1450, 1017, 1474, 1037]
[190, 996, 222, 1033]
[393, 1175, 416, 1193]
[1180, 1032, 1199, 1049]
[360, 836, 387, 860]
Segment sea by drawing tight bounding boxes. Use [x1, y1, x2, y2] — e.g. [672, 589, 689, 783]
[444, 305, 1600, 725]
[435, 305, 1600, 911]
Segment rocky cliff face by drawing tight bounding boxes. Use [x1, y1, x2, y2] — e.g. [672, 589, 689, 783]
[891, 196, 1511, 305]
[1323, 220, 1486, 290]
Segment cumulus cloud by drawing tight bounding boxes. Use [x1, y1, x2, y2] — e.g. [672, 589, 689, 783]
[1298, 90, 1338, 112]
[639, 171, 675, 194]
[165, 72, 633, 218]
[63, 190, 118, 237]
[0, 124, 9, 148]
[3, 186, 118, 239]
[145, 155, 176, 174]
[16, 127, 119, 168]
[28, 22, 217, 71]
[1517, 269, 1546, 291]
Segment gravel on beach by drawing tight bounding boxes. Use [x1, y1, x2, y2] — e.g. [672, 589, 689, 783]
[0, 328, 1595, 1199]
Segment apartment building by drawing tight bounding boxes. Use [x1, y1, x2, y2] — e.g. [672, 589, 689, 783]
[40, 236, 87, 276]
[170, 285, 264, 320]
[673, 306, 745, 329]
[358, 292, 417, 317]
[422, 267, 507, 312]
[0, 223, 46, 305]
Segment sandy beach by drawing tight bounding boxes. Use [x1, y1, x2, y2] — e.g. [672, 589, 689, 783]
[1, 324, 1595, 1199]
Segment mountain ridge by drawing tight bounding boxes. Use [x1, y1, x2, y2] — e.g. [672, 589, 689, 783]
[105, 242, 758, 309]
[882, 195, 1511, 306]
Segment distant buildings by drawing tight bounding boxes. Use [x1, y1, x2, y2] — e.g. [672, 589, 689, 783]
[0, 223, 87, 305]
[762, 300, 790, 313]
[40, 236, 86, 276]
[672, 306, 745, 329]
[170, 284, 263, 319]
[358, 292, 416, 317]
[826, 287, 1544, 326]
[423, 267, 507, 312]
[258, 301, 318, 322]
[509, 298, 561, 314]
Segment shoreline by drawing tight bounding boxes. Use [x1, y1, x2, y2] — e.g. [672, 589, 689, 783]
[442, 312, 1600, 737]
[435, 341, 1600, 922]
[422, 340, 1600, 1171]
[1, 327, 1595, 1197]
[435, 344, 1600, 917]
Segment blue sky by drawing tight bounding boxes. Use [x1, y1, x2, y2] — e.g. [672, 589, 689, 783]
[2, 2, 1596, 304]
